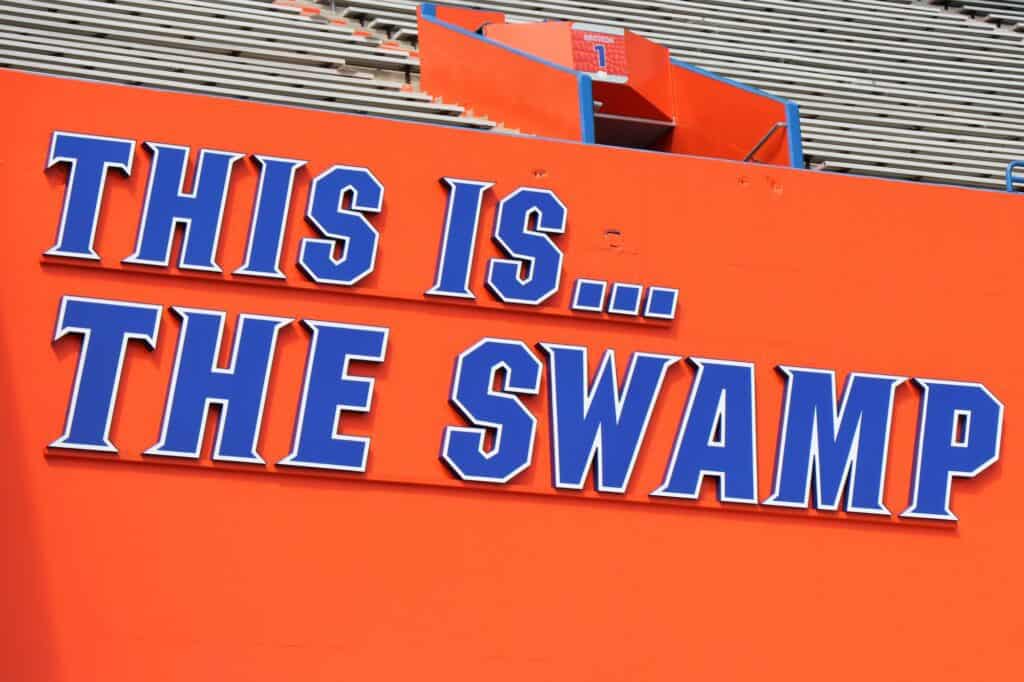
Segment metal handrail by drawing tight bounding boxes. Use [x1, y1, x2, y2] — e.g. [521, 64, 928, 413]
[743, 121, 786, 162]
[1006, 160, 1024, 192]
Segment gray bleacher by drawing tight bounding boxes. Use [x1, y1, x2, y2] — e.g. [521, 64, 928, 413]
[0, 0, 494, 128]
[938, 0, 1024, 30]
[319, 0, 1024, 190]
[1, 0, 1021, 189]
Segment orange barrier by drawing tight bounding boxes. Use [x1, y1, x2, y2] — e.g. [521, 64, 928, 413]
[484, 19, 575, 69]
[657, 60, 802, 166]
[1, 69, 1021, 680]
[418, 5, 800, 165]
[418, 5, 593, 141]
[588, 28, 674, 124]
[430, 3, 504, 32]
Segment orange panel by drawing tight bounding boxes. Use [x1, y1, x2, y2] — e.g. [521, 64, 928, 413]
[1, 70, 1022, 681]
[484, 21, 574, 70]
[432, 4, 504, 32]
[614, 29, 674, 119]
[659, 61, 795, 165]
[418, 8, 589, 141]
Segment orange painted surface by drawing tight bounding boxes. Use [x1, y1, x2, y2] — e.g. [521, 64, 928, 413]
[482, 23, 674, 123]
[659, 63, 791, 165]
[624, 30, 672, 114]
[2, 69, 1024, 680]
[592, 32, 673, 124]
[484, 21, 574, 70]
[431, 4, 504, 32]
[418, 9, 585, 140]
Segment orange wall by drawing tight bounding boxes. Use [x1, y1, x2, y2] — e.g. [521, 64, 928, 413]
[418, 8, 588, 141]
[589, 27, 674, 121]
[432, 4, 504, 32]
[2, 69, 1023, 680]
[484, 21, 574, 69]
[659, 61, 794, 165]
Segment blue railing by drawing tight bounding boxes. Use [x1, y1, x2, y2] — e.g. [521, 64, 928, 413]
[1006, 160, 1024, 192]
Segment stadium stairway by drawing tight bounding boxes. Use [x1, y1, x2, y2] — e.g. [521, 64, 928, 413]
[1, 0, 1022, 190]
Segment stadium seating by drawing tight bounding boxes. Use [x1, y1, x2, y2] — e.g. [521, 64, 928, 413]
[316, 0, 1024, 190]
[0, 0, 494, 128]
[940, 0, 1024, 31]
[1, 0, 1021, 189]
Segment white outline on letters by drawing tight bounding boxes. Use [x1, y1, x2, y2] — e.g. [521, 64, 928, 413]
[651, 358, 759, 504]
[542, 343, 678, 494]
[764, 367, 904, 515]
[45, 130, 135, 261]
[570, 278, 608, 313]
[278, 319, 390, 472]
[901, 378, 1004, 522]
[145, 307, 291, 464]
[297, 164, 384, 287]
[234, 155, 306, 280]
[425, 177, 494, 299]
[49, 295, 162, 453]
[485, 187, 567, 306]
[441, 337, 542, 484]
[123, 142, 244, 272]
